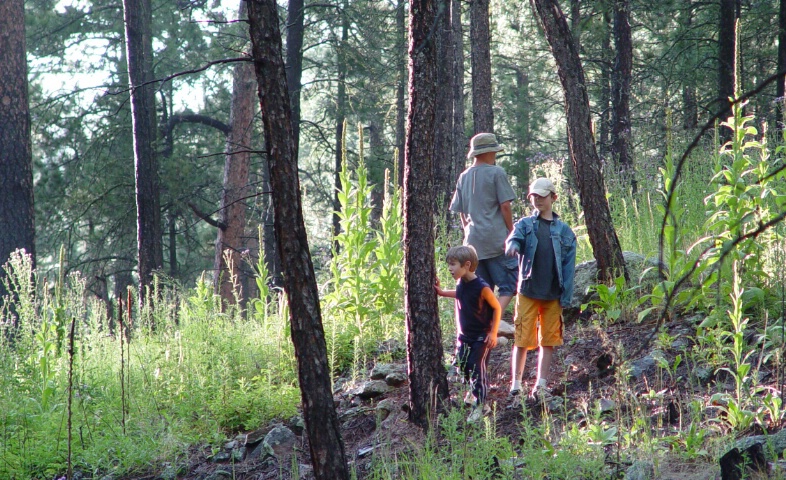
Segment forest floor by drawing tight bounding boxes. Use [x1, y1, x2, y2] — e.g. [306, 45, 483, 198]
[144, 311, 784, 480]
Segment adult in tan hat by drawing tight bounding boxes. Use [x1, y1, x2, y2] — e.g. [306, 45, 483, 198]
[449, 133, 518, 314]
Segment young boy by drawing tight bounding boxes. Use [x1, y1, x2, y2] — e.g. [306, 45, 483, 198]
[449, 133, 518, 314]
[504, 178, 576, 404]
[435, 245, 502, 423]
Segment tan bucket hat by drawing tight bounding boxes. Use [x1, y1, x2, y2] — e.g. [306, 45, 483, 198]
[467, 133, 505, 159]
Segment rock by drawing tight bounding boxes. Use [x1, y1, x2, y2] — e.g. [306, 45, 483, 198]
[625, 460, 654, 480]
[497, 336, 509, 346]
[376, 398, 396, 421]
[598, 398, 616, 414]
[261, 425, 297, 460]
[670, 337, 690, 349]
[231, 446, 246, 462]
[297, 464, 313, 479]
[333, 377, 350, 394]
[734, 428, 786, 458]
[205, 470, 233, 480]
[629, 354, 656, 380]
[211, 451, 232, 463]
[358, 445, 376, 457]
[286, 415, 305, 436]
[547, 396, 564, 411]
[339, 406, 373, 421]
[720, 443, 767, 480]
[370, 363, 401, 380]
[244, 426, 268, 446]
[497, 320, 515, 339]
[353, 380, 393, 399]
[385, 371, 408, 387]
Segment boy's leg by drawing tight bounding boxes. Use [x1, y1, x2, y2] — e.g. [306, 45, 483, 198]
[535, 346, 554, 387]
[511, 294, 539, 394]
[510, 346, 527, 394]
[466, 340, 490, 404]
[532, 300, 563, 394]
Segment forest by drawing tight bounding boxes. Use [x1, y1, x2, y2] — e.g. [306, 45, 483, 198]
[0, 0, 785, 478]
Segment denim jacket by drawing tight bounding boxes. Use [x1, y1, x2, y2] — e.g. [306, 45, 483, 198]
[505, 211, 577, 307]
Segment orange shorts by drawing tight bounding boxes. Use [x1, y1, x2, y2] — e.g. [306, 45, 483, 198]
[514, 295, 563, 349]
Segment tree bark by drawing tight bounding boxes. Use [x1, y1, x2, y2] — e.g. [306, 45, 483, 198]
[0, 0, 36, 303]
[717, 0, 737, 141]
[598, 8, 612, 160]
[247, 1, 350, 478]
[530, 0, 627, 283]
[434, 0, 455, 220]
[332, 8, 349, 244]
[213, 14, 257, 307]
[469, 0, 494, 133]
[777, 0, 786, 131]
[395, 0, 408, 187]
[611, 0, 634, 193]
[286, 0, 305, 151]
[451, 0, 466, 194]
[123, 0, 163, 301]
[405, 0, 450, 429]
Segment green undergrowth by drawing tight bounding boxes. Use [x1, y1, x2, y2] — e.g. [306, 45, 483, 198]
[0, 112, 784, 478]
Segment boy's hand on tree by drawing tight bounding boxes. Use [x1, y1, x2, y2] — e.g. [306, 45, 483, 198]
[434, 277, 442, 296]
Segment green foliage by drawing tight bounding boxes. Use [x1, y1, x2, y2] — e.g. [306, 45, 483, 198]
[0, 250, 300, 479]
[582, 275, 640, 324]
[323, 126, 404, 378]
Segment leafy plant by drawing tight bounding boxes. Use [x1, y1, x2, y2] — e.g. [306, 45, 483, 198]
[582, 275, 640, 323]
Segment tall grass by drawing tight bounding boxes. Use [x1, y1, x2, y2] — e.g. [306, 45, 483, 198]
[0, 252, 299, 479]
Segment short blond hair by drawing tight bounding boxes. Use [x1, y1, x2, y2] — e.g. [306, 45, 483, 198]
[446, 245, 479, 272]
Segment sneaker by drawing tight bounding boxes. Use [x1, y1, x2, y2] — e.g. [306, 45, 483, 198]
[467, 404, 491, 423]
[463, 391, 475, 405]
[509, 381, 522, 397]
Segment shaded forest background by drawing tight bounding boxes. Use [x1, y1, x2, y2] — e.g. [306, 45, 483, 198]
[6, 0, 783, 301]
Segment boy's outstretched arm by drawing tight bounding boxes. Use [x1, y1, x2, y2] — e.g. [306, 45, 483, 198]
[435, 277, 456, 298]
[481, 287, 501, 348]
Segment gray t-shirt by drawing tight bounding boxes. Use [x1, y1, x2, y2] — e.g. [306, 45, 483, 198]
[449, 163, 516, 260]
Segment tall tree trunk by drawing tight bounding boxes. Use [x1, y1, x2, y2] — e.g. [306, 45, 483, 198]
[333, 9, 349, 244]
[405, 0, 450, 430]
[286, 0, 305, 150]
[0, 0, 36, 304]
[598, 8, 612, 159]
[777, 0, 786, 131]
[168, 211, 177, 277]
[611, 0, 634, 193]
[247, 0, 350, 478]
[469, 0, 494, 133]
[451, 0, 466, 195]
[213, 22, 256, 307]
[261, 159, 283, 288]
[514, 67, 531, 187]
[530, 0, 627, 283]
[717, 0, 737, 141]
[395, 0, 407, 187]
[123, 0, 163, 301]
[434, 0, 454, 221]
